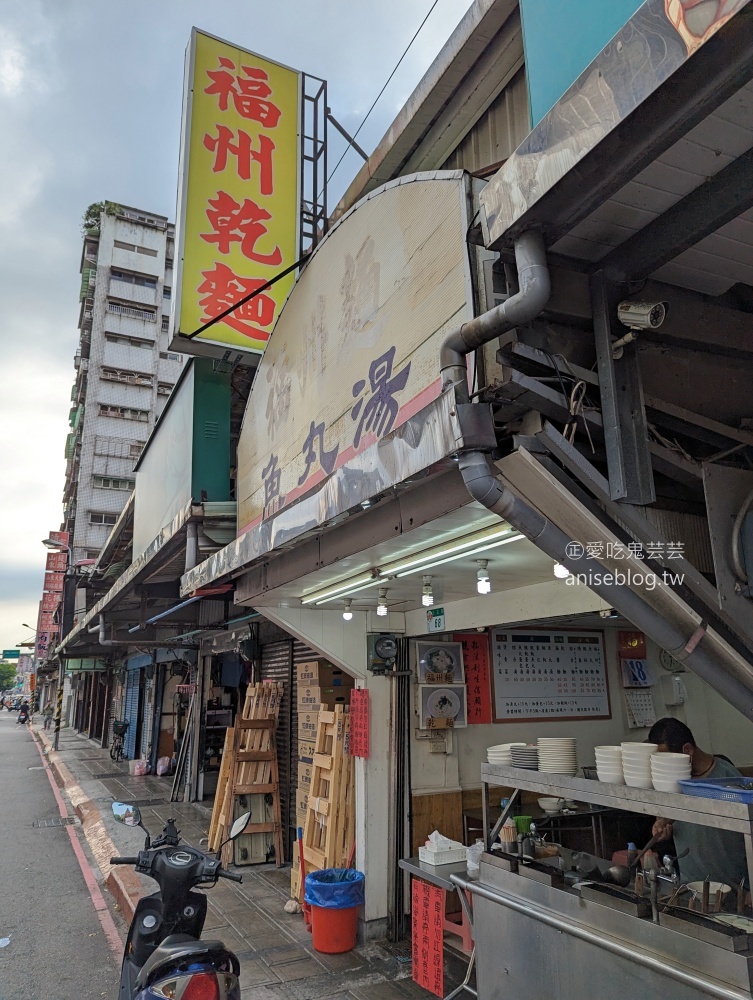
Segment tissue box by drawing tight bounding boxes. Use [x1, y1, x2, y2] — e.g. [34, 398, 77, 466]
[418, 844, 467, 865]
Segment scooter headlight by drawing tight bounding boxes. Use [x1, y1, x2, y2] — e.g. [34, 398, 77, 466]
[151, 971, 239, 1000]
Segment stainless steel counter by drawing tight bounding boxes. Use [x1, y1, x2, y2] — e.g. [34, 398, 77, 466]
[467, 765, 753, 999]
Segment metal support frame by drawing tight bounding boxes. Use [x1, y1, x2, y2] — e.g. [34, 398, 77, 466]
[300, 74, 328, 257]
[590, 270, 655, 504]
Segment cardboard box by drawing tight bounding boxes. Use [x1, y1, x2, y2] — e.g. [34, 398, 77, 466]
[298, 759, 312, 791]
[297, 685, 351, 711]
[296, 738, 316, 761]
[298, 711, 319, 740]
[296, 660, 355, 688]
[295, 787, 309, 816]
[296, 810, 307, 831]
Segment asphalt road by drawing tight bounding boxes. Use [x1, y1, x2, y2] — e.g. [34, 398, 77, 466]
[0, 710, 120, 1000]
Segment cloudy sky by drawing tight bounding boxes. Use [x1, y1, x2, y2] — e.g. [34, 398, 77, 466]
[0, 0, 473, 656]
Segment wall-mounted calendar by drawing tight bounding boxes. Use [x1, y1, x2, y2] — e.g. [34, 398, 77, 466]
[491, 628, 611, 722]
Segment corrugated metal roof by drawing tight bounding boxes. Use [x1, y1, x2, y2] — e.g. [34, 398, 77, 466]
[550, 79, 753, 294]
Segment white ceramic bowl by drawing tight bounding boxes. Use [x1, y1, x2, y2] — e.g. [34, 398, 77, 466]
[652, 752, 690, 764]
[622, 742, 658, 752]
[624, 773, 654, 789]
[597, 772, 625, 785]
[595, 746, 622, 753]
[538, 797, 564, 813]
[596, 768, 624, 779]
[488, 743, 526, 752]
[651, 762, 691, 775]
[652, 777, 681, 793]
[596, 765, 624, 776]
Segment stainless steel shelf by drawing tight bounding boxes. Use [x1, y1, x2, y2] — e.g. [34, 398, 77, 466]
[481, 763, 753, 834]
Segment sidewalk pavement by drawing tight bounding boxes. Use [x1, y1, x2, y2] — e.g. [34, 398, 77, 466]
[33, 722, 469, 1000]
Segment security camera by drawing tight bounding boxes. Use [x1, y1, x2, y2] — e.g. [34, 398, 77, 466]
[617, 300, 668, 330]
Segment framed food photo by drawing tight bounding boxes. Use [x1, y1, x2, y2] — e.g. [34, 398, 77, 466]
[419, 685, 468, 729]
[415, 641, 465, 684]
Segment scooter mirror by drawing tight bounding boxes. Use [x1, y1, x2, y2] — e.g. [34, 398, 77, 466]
[229, 812, 251, 840]
[112, 802, 142, 828]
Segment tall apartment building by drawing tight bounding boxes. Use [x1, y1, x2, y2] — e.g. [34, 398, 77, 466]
[64, 203, 184, 563]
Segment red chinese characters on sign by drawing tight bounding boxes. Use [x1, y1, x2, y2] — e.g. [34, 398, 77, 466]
[197, 263, 277, 340]
[203, 127, 275, 192]
[618, 630, 646, 660]
[411, 878, 444, 998]
[205, 59, 282, 127]
[454, 632, 493, 724]
[349, 689, 370, 758]
[201, 191, 281, 265]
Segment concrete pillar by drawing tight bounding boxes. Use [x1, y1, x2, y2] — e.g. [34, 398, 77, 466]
[260, 606, 398, 933]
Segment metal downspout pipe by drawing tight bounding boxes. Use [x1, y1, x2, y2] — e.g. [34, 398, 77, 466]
[441, 229, 753, 719]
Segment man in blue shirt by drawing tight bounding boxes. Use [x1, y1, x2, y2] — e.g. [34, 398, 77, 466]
[649, 718, 747, 888]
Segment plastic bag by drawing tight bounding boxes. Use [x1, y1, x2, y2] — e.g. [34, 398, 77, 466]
[133, 760, 149, 776]
[156, 756, 171, 777]
[304, 869, 365, 909]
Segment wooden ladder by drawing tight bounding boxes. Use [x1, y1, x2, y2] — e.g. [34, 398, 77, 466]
[293, 706, 354, 899]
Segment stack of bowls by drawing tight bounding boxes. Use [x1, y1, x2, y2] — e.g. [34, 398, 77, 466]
[537, 737, 578, 775]
[595, 745, 624, 784]
[487, 742, 526, 766]
[510, 744, 539, 770]
[621, 742, 658, 789]
[651, 752, 691, 793]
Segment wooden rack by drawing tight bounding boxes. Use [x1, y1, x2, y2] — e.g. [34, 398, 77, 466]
[292, 706, 354, 901]
[208, 683, 284, 867]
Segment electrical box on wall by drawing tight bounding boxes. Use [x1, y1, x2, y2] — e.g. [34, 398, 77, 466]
[367, 633, 398, 675]
[661, 674, 687, 707]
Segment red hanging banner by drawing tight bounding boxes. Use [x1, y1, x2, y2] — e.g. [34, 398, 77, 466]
[454, 632, 493, 724]
[411, 878, 444, 998]
[349, 688, 370, 757]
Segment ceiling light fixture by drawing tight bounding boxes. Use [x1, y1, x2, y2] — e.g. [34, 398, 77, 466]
[376, 588, 388, 617]
[342, 599, 353, 621]
[421, 576, 434, 607]
[392, 532, 523, 578]
[300, 526, 524, 606]
[477, 560, 491, 595]
[301, 572, 375, 606]
[553, 562, 571, 579]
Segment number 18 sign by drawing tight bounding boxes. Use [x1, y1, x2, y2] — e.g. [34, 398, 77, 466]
[621, 658, 651, 688]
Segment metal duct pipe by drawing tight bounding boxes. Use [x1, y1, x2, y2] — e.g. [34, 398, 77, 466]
[440, 228, 551, 403]
[96, 614, 115, 647]
[442, 229, 753, 719]
[185, 521, 199, 572]
[459, 454, 753, 719]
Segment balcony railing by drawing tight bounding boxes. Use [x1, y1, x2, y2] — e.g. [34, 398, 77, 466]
[107, 301, 157, 322]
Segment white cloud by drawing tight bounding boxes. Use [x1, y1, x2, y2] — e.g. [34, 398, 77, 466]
[0, 27, 26, 95]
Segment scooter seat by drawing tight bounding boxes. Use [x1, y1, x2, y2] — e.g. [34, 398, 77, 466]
[135, 935, 231, 990]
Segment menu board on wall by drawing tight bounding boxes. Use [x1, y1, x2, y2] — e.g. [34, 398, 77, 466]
[491, 628, 610, 722]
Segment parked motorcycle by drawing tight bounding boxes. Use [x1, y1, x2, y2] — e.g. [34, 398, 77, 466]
[110, 801, 251, 999]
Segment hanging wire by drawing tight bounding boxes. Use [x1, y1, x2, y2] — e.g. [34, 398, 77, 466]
[324, 0, 443, 192]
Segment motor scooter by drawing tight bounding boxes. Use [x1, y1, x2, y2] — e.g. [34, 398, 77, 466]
[110, 801, 251, 999]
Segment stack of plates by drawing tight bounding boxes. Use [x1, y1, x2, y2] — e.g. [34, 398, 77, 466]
[650, 751, 691, 793]
[621, 742, 657, 789]
[536, 737, 578, 776]
[595, 745, 624, 784]
[487, 742, 526, 766]
[510, 744, 539, 770]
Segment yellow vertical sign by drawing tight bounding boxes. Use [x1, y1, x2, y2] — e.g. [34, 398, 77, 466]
[172, 29, 300, 355]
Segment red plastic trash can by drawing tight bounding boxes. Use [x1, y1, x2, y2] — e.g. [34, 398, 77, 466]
[305, 869, 364, 954]
[310, 903, 360, 953]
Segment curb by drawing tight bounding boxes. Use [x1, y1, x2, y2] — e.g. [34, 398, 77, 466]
[31, 726, 141, 924]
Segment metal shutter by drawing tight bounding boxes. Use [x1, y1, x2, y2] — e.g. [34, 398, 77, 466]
[123, 668, 140, 760]
[260, 640, 293, 860]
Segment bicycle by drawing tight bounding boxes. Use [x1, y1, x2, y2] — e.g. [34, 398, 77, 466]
[110, 719, 129, 762]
